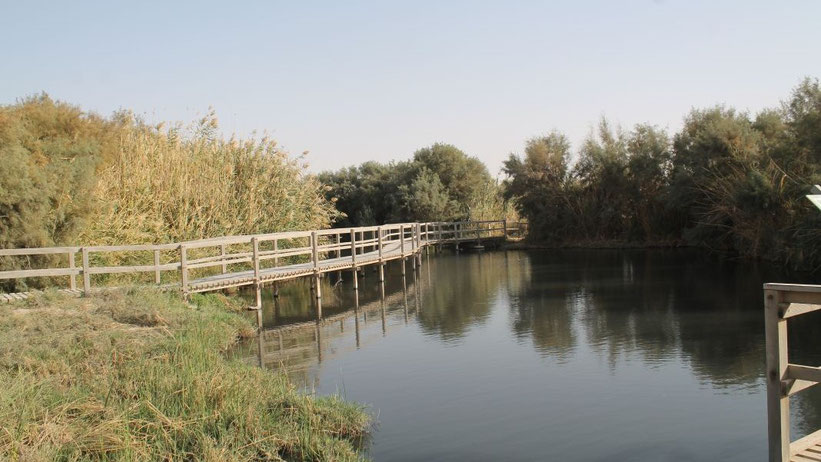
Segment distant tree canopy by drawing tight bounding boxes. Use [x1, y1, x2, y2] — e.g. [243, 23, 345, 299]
[503, 77, 821, 268]
[319, 143, 512, 227]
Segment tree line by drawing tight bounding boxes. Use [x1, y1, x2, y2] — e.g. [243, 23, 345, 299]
[318, 143, 512, 227]
[502, 78, 821, 268]
[2, 77, 819, 291]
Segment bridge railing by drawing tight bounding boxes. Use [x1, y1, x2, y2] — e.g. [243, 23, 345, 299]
[764, 283, 821, 461]
[1, 220, 526, 297]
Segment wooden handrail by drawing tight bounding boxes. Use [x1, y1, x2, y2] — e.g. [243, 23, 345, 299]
[764, 283, 821, 461]
[0, 219, 525, 295]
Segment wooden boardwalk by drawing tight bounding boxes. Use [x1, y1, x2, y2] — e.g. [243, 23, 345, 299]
[764, 283, 821, 461]
[0, 220, 525, 303]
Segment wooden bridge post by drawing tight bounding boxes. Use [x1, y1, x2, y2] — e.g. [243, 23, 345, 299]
[502, 219, 508, 239]
[81, 247, 90, 295]
[400, 224, 406, 276]
[311, 231, 321, 300]
[335, 233, 342, 282]
[68, 250, 77, 290]
[424, 223, 430, 256]
[153, 249, 161, 284]
[411, 224, 417, 272]
[377, 226, 385, 282]
[220, 244, 227, 274]
[350, 229, 358, 291]
[252, 237, 262, 310]
[354, 289, 361, 348]
[272, 239, 279, 297]
[765, 288, 790, 462]
[179, 244, 188, 299]
[416, 223, 423, 269]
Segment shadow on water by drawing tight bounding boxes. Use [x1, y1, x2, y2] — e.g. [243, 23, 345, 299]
[230, 249, 821, 460]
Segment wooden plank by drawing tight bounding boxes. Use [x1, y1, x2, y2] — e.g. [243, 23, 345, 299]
[788, 364, 821, 384]
[0, 247, 80, 256]
[84, 243, 178, 252]
[0, 268, 79, 279]
[782, 291, 821, 306]
[785, 378, 820, 397]
[781, 303, 821, 319]
[792, 429, 821, 457]
[765, 283, 821, 293]
[87, 265, 167, 275]
[187, 257, 253, 269]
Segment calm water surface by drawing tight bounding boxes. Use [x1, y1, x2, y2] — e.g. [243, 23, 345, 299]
[233, 249, 821, 461]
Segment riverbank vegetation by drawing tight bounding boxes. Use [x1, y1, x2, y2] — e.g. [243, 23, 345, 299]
[0, 289, 368, 460]
[502, 78, 821, 269]
[0, 95, 335, 291]
[319, 143, 513, 227]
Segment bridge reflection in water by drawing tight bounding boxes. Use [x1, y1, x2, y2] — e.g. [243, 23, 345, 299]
[233, 254, 431, 386]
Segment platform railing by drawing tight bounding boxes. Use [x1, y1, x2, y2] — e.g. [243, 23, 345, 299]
[764, 283, 821, 461]
[0, 220, 527, 297]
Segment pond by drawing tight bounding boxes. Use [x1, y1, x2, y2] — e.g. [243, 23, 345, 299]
[232, 249, 821, 461]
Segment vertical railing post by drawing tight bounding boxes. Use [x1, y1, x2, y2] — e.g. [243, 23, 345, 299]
[417, 223, 423, 266]
[179, 244, 188, 299]
[400, 224, 406, 276]
[350, 228, 358, 291]
[335, 232, 342, 282]
[765, 288, 790, 462]
[503, 219, 508, 239]
[377, 226, 383, 261]
[68, 250, 77, 290]
[311, 231, 321, 299]
[220, 243, 227, 274]
[377, 226, 384, 282]
[81, 247, 90, 296]
[252, 237, 262, 310]
[153, 249, 161, 284]
[273, 239, 279, 267]
[400, 225, 405, 256]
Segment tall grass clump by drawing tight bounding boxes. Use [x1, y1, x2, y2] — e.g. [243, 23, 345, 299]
[84, 110, 337, 245]
[1, 96, 337, 291]
[0, 289, 369, 461]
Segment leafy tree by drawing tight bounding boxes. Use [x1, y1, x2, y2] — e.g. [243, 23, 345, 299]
[503, 132, 571, 241]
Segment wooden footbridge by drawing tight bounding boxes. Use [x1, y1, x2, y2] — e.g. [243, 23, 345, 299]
[0, 220, 526, 306]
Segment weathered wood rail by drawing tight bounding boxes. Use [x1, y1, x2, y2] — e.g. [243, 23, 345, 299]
[765, 283, 821, 462]
[0, 219, 526, 304]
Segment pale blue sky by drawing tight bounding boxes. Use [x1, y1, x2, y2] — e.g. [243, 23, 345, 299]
[2, 1, 819, 173]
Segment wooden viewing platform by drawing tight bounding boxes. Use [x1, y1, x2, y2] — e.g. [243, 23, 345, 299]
[0, 220, 526, 305]
[765, 283, 821, 462]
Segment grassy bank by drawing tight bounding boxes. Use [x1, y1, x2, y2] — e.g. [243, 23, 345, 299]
[0, 289, 369, 461]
